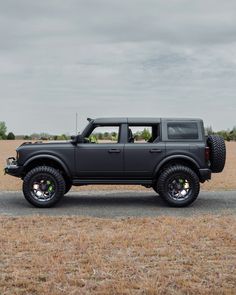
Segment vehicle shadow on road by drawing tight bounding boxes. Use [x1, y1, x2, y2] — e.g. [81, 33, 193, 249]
[57, 191, 236, 212]
[60, 193, 167, 208]
[2, 191, 235, 217]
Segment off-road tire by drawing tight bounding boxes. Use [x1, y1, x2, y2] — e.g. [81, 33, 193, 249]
[207, 135, 226, 173]
[157, 165, 200, 207]
[153, 186, 159, 194]
[65, 181, 72, 195]
[23, 166, 65, 208]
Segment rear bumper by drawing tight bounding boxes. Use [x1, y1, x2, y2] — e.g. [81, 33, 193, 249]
[4, 157, 23, 178]
[199, 168, 211, 182]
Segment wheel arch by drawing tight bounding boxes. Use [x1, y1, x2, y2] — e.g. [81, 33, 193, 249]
[23, 155, 71, 180]
[153, 155, 200, 182]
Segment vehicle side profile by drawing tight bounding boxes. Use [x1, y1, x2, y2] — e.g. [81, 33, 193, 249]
[5, 117, 226, 208]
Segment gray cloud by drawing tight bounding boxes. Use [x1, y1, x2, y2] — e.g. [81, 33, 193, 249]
[0, 0, 236, 134]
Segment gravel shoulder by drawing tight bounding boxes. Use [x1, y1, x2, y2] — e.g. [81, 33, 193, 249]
[0, 190, 235, 217]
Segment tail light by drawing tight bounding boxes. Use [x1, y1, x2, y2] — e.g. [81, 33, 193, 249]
[205, 147, 210, 161]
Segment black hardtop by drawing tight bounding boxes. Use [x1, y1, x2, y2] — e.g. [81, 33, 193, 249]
[91, 117, 202, 125]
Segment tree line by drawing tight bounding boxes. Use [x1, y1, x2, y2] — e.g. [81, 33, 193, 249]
[90, 128, 151, 142]
[205, 126, 236, 141]
[0, 122, 15, 140]
[1, 121, 236, 141]
[0, 121, 69, 140]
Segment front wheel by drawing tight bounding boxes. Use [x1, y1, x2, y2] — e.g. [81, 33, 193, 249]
[64, 181, 72, 195]
[23, 166, 65, 208]
[157, 165, 200, 207]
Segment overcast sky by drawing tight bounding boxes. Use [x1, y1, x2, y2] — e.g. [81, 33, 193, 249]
[0, 0, 236, 135]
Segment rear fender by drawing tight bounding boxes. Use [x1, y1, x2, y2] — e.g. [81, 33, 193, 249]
[153, 155, 200, 178]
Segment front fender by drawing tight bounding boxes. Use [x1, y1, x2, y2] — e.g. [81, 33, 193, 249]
[23, 155, 71, 177]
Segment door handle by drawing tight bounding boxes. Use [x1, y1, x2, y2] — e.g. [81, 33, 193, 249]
[149, 149, 162, 153]
[108, 149, 121, 153]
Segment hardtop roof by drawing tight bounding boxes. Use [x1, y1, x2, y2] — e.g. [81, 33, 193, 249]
[92, 117, 202, 125]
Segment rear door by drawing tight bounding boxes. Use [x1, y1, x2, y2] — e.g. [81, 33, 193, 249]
[124, 124, 166, 178]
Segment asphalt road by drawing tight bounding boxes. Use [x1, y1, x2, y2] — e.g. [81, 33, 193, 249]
[0, 190, 235, 218]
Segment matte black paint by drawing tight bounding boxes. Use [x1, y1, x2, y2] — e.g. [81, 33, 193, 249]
[5, 117, 212, 185]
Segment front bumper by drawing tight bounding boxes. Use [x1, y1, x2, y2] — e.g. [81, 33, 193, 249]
[4, 157, 23, 178]
[199, 168, 211, 182]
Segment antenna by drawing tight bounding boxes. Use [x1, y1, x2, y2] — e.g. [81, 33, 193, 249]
[75, 112, 78, 135]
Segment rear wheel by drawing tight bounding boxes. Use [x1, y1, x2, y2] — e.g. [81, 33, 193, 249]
[152, 185, 159, 194]
[157, 165, 200, 207]
[23, 166, 65, 208]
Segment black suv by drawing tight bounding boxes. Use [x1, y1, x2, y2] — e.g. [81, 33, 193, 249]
[5, 117, 226, 208]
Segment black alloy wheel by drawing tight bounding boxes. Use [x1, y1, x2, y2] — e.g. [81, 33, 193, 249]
[23, 166, 65, 208]
[157, 165, 200, 207]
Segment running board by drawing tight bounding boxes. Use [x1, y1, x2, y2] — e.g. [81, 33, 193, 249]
[72, 179, 153, 185]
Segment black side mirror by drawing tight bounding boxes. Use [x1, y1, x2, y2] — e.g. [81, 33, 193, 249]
[71, 135, 84, 144]
[76, 135, 84, 143]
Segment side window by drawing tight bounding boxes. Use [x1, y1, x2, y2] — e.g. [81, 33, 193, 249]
[87, 126, 120, 144]
[167, 122, 199, 140]
[128, 125, 159, 143]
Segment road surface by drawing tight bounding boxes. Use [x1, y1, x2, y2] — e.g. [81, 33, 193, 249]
[0, 190, 235, 218]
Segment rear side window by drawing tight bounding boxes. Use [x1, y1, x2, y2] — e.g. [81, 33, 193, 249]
[167, 122, 199, 140]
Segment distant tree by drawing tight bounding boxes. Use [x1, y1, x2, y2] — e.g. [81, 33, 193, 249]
[7, 132, 15, 140]
[57, 134, 68, 140]
[39, 133, 51, 140]
[216, 130, 231, 141]
[134, 131, 142, 141]
[229, 126, 236, 141]
[24, 135, 32, 140]
[30, 133, 40, 140]
[89, 134, 98, 143]
[0, 121, 7, 139]
[104, 132, 109, 139]
[205, 126, 214, 136]
[111, 132, 118, 141]
[30, 133, 51, 140]
[141, 128, 151, 141]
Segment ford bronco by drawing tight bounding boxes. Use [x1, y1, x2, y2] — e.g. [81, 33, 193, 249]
[5, 117, 226, 207]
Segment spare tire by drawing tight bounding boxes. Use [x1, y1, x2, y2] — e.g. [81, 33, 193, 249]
[207, 135, 226, 173]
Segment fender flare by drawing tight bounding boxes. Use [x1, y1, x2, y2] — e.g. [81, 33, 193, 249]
[153, 155, 200, 177]
[23, 155, 71, 177]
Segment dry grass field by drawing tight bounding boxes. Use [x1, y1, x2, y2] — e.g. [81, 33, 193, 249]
[0, 140, 235, 192]
[0, 215, 235, 295]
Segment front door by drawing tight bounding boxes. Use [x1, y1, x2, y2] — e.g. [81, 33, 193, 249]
[76, 125, 124, 178]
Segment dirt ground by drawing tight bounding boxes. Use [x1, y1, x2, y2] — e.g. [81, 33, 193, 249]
[0, 215, 235, 295]
[0, 140, 235, 192]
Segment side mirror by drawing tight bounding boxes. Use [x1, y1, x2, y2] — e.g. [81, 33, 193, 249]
[71, 135, 84, 144]
[76, 134, 84, 143]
